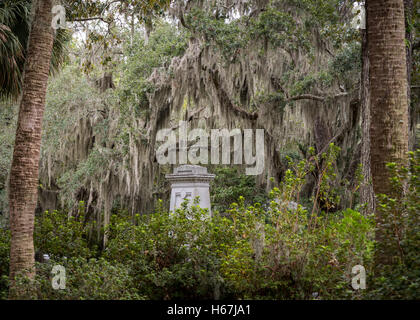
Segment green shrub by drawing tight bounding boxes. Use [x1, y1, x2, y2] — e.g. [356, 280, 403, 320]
[368, 150, 420, 299]
[102, 144, 374, 300]
[0, 228, 10, 299]
[10, 146, 419, 300]
[211, 167, 268, 214]
[10, 257, 141, 300]
[104, 200, 238, 299]
[34, 202, 97, 260]
[218, 148, 374, 299]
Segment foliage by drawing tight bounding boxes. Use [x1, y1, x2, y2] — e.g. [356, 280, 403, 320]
[34, 202, 97, 260]
[0, 0, 417, 301]
[41, 64, 109, 210]
[0, 103, 16, 215]
[211, 167, 268, 214]
[43, 64, 102, 152]
[0, 0, 70, 99]
[0, 0, 28, 98]
[181, 0, 361, 114]
[184, 2, 312, 62]
[219, 145, 374, 299]
[4, 147, 420, 300]
[185, 8, 247, 61]
[10, 257, 141, 300]
[56, 147, 113, 209]
[3, 144, 382, 300]
[368, 150, 420, 299]
[117, 21, 188, 117]
[48, 22, 189, 212]
[0, 228, 10, 299]
[104, 201, 237, 299]
[250, 5, 311, 52]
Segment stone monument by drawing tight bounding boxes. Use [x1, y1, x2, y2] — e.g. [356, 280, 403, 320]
[166, 165, 215, 215]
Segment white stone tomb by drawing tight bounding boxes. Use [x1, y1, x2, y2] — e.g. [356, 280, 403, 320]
[166, 165, 215, 216]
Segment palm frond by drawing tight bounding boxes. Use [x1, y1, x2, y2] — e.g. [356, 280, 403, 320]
[0, 0, 30, 27]
[0, 0, 70, 100]
[0, 0, 30, 99]
[51, 29, 72, 75]
[0, 23, 24, 99]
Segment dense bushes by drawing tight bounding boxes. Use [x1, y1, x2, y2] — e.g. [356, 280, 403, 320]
[211, 167, 268, 214]
[0, 229, 9, 299]
[9, 258, 141, 300]
[9, 199, 373, 300]
[104, 202, 236, 299]
[216, 147, 374, 299]
[1, 148, 418, 300]
[368, 151, 420, 299]
[34, 202, 97, 260]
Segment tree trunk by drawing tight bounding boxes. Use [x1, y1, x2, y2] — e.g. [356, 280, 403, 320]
[404, 0, 415, 149]
[367, 0, 409, 266]
[8, 0, 54, 295]
[144, 17, 153, 45]
[360, 26, 375, 215]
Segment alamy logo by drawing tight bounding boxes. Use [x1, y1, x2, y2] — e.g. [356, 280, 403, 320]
[51, 5, 67, 30]
[156, 121, 265, 175]
[51, 265, 66, 290]
[351, 265, 366, 290]
[351, 3, 366, 30]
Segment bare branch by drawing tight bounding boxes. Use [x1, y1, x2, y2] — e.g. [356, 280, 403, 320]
[287, 94, 325, 102]
[230, 104, 258, 120]
[169, 106, 206, 130]
[286, 92, 350, 103]
[71, 17, 109, 23]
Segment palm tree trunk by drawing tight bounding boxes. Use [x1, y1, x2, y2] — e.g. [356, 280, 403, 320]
[367, 0, 409, 266]
[8, 0, 54, 294]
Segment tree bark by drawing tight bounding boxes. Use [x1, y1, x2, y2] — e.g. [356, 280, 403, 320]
[367, 0, 409, 267]
[360, 26, 375, 215]
[8, 0, 54, 295]
[144, 16, 153, 45]
[404, 0, 415, 149]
